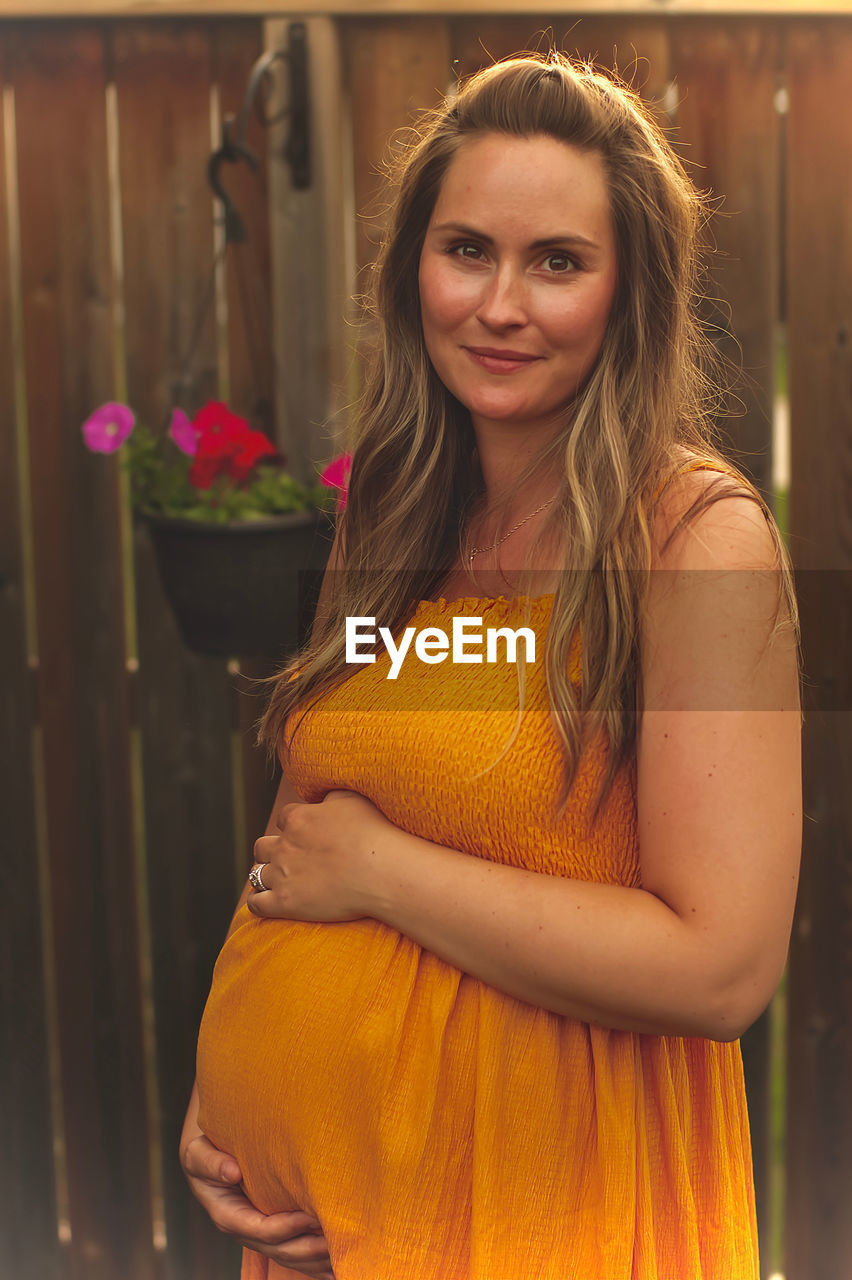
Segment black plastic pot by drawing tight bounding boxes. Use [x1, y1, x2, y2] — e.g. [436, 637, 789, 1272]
[142, 510, 334, 658]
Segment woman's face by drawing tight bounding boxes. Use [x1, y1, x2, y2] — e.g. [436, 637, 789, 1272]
[418, 133, 618, 442]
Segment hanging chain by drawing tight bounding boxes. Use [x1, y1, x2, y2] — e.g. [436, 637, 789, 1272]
[466, 496, 557, 568]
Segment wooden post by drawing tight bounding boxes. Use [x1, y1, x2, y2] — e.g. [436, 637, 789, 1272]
[671, 18, 780, 501]
[451, 13, 671, 120]
[785, 18, 852, 1280]
[264, 15, 355, 482]
[341, 15, 451, 408]
[9, 22, 157, 1279]
[213, 20, 281, 869]
[0, 31, 63, 1279]
[670, 24, 782, 1271]
[112, 20, 242, 1278]
[343, 17, 452, 280]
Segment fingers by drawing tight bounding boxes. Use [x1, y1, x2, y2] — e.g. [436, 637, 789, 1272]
[268, 793, 354, 835]
[181, 1134, 242, 1185]
[231, 1221, 334, 1275]
[213, 1196, 322, 1243]
[195, 1180, 325, 1243]
[246, 887, 286, 918]
[246, 849, 284, 917]
[181, 1133, 333, 1273]
[253, 834, 279, 865]
[274, 800, 305, 830]
[234, 1225, 332, 1260]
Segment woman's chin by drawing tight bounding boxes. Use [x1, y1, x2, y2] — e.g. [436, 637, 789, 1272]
[467, 403, 566, 437]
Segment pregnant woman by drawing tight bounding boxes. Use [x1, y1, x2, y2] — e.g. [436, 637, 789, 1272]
[181, 53, 801, 1280]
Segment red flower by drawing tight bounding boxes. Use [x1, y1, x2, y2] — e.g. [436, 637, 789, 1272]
[188, 402, 276, 489]
[192, 401, 247, 441]
[232, 430, 277, 477]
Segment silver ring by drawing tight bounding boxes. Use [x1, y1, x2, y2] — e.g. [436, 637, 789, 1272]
[248, 862, 269, 892]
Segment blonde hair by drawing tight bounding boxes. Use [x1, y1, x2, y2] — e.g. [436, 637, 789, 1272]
[258, 52, 797, 817]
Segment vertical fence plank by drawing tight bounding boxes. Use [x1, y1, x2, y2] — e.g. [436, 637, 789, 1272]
[451, 15, 671, 120]
[785, 19, 852, 1280]
[290, 16, 356, 447]
[113, 22, 219, 424]
[112, 21, 241, 1279]
[213, 17, 279, 910]
[563, 17, 671, 111]
[0, 31, 63, 1279]
[450, 16, 539, 73]
[343, 17, 452, 282]
[451, 15, 546, 72]
[670, 19, 780, 501]
[670, 25, 782, 1271]
[213, 18, 273, 435]
[9, 21, 156, 1280]
[264, 16, 354, 483]
[342, 15, 451, 429]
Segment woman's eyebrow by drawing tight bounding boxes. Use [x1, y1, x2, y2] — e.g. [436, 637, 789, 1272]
[430, 221, 600, 251]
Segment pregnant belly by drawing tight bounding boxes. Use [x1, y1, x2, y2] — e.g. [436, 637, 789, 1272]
[195, 905, 474, 1225]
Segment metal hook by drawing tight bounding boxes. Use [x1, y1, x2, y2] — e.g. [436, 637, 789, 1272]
[234, 49, 290, 141]
[283, 23, 311, 190]
[206, 21, 310, 242]
[207, 118, 259, 244]
[232, 24, 311, 191]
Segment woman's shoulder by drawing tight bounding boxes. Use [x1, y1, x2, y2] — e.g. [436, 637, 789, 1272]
[649, 455, 780, 574]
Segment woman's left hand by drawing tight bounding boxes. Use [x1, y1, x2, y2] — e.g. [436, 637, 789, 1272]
[246, 789, 391, 923]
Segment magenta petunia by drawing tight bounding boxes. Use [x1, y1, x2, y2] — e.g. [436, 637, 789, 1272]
[82, 402, 135, 454]
[169, 408, 199, 456]
[320, 452, 352, 510]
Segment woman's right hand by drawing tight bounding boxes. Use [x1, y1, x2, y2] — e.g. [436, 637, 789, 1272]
[180, 1086, 335, 1278]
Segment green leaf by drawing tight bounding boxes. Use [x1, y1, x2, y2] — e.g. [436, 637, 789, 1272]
[91, 413, 334, 520]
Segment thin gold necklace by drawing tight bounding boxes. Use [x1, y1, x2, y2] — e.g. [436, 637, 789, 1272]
[466, 496, 556, 569]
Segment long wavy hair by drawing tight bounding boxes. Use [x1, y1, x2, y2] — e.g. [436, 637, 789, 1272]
[258, 52, 798, 818]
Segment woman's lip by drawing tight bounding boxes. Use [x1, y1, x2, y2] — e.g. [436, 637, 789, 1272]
[463, 347, 542, 373]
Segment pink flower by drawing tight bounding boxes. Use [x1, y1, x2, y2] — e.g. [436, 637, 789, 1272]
[320, 452, 352, 510]
[169, 408, 199, 456]
[82, 402, 135, 453]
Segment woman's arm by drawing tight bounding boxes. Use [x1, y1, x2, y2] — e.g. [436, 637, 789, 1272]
[248, 496, 802, 1042]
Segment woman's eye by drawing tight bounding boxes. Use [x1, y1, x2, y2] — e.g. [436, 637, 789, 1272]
[543, 253, 577, 273]
[451, 243, 484, 261]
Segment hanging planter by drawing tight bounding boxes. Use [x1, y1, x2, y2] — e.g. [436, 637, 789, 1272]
[142, 509, 334, 658]
[80, 79, 351, 660]
[82, 400, 350, 659]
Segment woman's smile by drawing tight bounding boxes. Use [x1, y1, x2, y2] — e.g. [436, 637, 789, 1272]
[418, 132, 618, 442]
[463, 345, 544, 374]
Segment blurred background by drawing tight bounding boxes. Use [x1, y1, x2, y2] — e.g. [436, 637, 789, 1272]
[1, 2, 850, 1278]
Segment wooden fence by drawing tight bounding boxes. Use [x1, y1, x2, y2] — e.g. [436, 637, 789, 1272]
[0, 11, 850, 1280]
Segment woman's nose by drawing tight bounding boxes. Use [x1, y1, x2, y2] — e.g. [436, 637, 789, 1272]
[475, 264, 528, 329]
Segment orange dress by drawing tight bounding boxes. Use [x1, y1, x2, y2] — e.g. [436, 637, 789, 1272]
[196, 592, 759, 1280]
